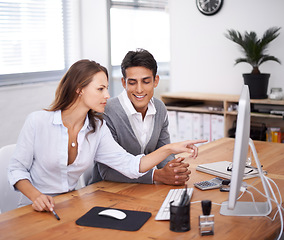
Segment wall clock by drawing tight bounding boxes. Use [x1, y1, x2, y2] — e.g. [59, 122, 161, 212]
[196, 0, 223, 16]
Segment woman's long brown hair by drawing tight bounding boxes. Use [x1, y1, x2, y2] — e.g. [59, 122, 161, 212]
[47, 59, 108, 133]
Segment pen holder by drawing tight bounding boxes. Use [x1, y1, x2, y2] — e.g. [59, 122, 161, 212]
[169, 201, 190, 232]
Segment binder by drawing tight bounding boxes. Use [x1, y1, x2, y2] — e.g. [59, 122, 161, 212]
[203, 114, 211, 142]
[167, 111, 179, 143]
[193, 113, 203, 140]
[211, 115, 224, 141]
[177, 112, 193, 141]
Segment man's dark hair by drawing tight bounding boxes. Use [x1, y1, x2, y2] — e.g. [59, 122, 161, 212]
[121, 48, 158, 78]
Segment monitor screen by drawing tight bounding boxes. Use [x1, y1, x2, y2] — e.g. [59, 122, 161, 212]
[228, 85, 251, 209]
[220, 85, 272, 216]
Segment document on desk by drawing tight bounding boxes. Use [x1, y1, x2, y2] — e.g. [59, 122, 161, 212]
[196, 161, 261, 180]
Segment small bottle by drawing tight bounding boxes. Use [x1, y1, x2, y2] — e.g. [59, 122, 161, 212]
[269, 88, 283, 100]
[199, 200, 214, 236]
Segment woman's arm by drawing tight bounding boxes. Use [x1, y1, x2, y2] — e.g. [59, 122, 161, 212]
[15, 179, 55, 212]
[95, 122, 207, 179]
[8, 113, 55, 212]
[139, 139, 207, 173]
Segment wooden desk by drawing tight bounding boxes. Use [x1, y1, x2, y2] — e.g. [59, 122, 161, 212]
[0, 138, 283, 240]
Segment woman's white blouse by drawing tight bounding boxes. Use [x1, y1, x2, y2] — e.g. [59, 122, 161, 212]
[8, 110, 145, 195]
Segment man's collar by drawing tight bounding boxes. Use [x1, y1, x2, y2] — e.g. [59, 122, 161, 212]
[120, 90, 156, 116]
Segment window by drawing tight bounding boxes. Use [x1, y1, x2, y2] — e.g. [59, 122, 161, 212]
[110, 0, 170, 97]
[0, 0, 71, 86]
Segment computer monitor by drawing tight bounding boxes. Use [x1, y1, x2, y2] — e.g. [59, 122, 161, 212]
[220, 85, 272, 216]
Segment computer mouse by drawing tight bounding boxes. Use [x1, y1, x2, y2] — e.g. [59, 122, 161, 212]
[98, 209, 127, 220]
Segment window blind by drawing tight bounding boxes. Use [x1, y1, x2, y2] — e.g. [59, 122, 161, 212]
[111, 0, 168, 10]
[0, 0, 69, 85]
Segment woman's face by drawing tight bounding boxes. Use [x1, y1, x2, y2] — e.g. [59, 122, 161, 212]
[80, 71, 110, 113]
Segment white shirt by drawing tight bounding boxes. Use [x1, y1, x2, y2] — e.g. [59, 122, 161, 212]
[120, 90, 156, 152]
[8, 110, 145, 202]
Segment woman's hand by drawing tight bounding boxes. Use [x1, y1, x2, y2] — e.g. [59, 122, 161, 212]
[32, 194, 55, 212]
[139, 139, 207, 173]
[15, 179, 55, 212]
[168, 139, 207, 158]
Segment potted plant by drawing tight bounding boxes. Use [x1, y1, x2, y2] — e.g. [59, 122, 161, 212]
[225, 27, 281, 99]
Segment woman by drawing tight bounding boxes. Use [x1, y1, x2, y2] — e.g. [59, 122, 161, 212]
[8, 59, 206, 213]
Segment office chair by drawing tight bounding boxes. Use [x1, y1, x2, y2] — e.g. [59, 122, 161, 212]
[75, 162, 102, 190]
[75, 164, 96, 190]
[75, 174, 86, 190]
[0, 144, 21, 214]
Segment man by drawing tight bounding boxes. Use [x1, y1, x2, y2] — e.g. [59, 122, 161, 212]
[97, 49, 190, 185]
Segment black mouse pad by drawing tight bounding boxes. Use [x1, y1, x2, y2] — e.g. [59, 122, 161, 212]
[76, 206, 152, 231]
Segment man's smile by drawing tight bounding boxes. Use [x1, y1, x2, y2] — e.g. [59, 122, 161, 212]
[133, 94, 146, 100]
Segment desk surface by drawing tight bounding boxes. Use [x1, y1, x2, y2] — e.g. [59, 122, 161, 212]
[0, 138, 283, 240]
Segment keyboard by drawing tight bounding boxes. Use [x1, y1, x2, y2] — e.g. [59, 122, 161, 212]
[155, 188, 194, 220]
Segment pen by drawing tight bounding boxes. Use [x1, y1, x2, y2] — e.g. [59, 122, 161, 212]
[179, 184, 188, 206]
[52, 210, 60, 220]
[245, 169, 253, 174]
[182, 194, 190, 206]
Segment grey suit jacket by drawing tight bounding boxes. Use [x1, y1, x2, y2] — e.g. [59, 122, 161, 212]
[96, 96, 175, 184]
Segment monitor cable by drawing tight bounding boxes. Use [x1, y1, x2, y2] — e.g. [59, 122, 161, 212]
[246, 175, 283, 240]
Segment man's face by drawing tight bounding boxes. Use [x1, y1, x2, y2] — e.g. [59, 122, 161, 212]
[122, 66, 159, 116]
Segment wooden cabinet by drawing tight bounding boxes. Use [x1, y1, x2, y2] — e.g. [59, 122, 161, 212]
[160, 92, 284, 142]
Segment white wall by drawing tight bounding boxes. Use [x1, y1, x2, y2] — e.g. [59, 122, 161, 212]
[169, 0, 284, 95]
[0, 82, 58, 148]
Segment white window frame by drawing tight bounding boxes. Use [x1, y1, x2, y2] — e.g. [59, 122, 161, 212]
[0, 0, 71, 86]
[109, 0, 170, 97]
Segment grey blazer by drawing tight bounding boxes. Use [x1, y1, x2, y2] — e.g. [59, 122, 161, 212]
[96, 96, 175, 184]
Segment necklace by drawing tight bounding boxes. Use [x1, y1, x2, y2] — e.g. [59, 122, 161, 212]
[71, 142, 76, 147]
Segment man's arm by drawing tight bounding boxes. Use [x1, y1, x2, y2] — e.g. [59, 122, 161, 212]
[100, 108, 155, 184]
[100, 99, 194, 185]
[98, 163, 154, 184]
[155, 112, 175, 168]
[153, 108, 191, 185]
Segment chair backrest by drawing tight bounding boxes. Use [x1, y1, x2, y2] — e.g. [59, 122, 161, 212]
[75, 164, 94, 190]
[0, 144, 21, 213]
[75, 162, 101, 190]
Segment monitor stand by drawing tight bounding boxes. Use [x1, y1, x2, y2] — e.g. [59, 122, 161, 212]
[220, 138, 272, 216]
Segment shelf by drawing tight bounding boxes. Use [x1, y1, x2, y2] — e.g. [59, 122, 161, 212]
[250, 99, 284, 105]
[166, 105, 224, 114]
[161, 92, 284, 143]
[251, 112, 284, 119]
[226, 111, 284, 119]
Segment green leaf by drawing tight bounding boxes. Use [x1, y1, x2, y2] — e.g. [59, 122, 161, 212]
[225, 27, 281, 73]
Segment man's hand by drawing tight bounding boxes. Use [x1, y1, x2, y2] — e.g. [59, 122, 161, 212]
[153, 157, 191, 185]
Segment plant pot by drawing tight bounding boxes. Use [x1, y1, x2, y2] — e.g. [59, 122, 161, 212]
[243, 73, 270, 99]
